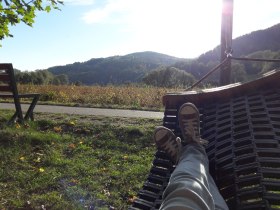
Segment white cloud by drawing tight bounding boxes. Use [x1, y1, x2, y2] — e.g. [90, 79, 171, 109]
[82, 0, 130, 24]
[81, 0, 223, 58]
[81, 0, 223, 29]
[233, 0, 280, 37]
[64, 0, 95, 6]
[80, 0, 280, 58]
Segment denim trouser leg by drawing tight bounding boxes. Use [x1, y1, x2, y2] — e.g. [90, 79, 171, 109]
[160, 143, 229, 210]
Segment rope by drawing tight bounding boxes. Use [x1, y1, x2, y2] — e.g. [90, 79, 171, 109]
[186, 57, 229, 91]
[185, 54, 280, 91]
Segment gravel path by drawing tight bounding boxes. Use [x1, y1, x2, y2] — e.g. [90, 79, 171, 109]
[0, 103, 164, 119]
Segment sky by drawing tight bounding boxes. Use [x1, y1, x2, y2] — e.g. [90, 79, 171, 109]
[0, 0, 280, 71]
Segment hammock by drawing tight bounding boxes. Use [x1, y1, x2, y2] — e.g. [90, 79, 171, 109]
[130, 69, 280, 210]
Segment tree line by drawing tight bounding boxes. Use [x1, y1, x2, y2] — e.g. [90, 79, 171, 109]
[15, 70, 69, 85]
[142, 67, 195, 88]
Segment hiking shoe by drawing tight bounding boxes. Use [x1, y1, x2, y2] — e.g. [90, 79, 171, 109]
[178, 103, 208, 146]
[154, 126, 182, 164]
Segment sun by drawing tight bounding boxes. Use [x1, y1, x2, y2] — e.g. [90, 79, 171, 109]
[123, 0, 224, 58]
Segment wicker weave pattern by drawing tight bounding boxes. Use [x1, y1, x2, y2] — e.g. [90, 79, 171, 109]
[131, 72, 280, 210]
[198, 89, 280, 209]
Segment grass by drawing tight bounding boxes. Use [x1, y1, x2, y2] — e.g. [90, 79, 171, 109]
[15, 84, 180, 111]
[0, 110, 161, 209]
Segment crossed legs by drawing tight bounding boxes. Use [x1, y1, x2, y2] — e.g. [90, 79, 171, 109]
[154, 103, 228, 210]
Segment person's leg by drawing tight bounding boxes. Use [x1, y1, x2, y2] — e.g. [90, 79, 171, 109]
[161, 143, 228, 210]
[154, 103, 228, 210]
[161, 143, 215, 210]
[176, 103, 228, 209]
[208, 173, 229, 210]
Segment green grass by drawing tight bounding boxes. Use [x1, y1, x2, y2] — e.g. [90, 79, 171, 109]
[0, 110, 161, 209]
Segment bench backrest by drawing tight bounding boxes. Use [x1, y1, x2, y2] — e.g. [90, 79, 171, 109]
[0, 63, 18, 93]
[0, 63, 23, 121]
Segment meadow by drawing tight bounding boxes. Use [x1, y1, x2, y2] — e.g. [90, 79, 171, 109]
[0, 84, 176, 209]
[0, 109, 161, 209]
[17, 84, 179, 111]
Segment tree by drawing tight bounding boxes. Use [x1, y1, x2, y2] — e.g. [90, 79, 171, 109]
[238, 50, 280, 75]
[143, 67, 195, 88]
[231, 62, 247, 83]
[15, 69, 69, 85]
[52, 74, 68, 85]
[0, 0, 63, 41]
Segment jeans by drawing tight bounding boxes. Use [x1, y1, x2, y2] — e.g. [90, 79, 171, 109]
[160, 143, 229, 210]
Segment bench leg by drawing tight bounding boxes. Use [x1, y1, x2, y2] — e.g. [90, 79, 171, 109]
[13, 96, 24, 122]
[24, 95, 40, 121]
[8, 111, 18, 124]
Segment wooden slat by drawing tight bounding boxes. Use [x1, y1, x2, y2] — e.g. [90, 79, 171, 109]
[0, 94, 13, 98]
[0, 85, 12, 92]
[0, 74, 10, 81]
[0, 63, 12, 71]
[18, 93, 40, 98]
[0, 93, 40, 99]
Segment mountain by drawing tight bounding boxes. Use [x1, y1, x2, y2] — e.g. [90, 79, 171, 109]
[48, 23, 280, 85]
[198, 23, 280, 63]
[168, 23, 280, 83]
[48, 51, 184, 85]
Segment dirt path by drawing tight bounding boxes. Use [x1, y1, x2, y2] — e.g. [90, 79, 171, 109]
[0, 103, 164, 119]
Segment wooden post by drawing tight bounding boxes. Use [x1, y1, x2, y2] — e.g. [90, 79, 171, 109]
[220, 0, 234, 86]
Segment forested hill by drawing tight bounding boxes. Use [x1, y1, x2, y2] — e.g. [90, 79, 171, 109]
[47, 23, 280, 85]
[198, 23, 280, 63]
[48, 51, 184, 85]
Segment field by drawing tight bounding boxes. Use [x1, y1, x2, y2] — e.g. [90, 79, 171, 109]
[0, 109, 161, 209]
[17, 84, 180, 111]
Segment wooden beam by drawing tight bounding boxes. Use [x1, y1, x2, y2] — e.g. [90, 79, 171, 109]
[220, 0, 234, 85]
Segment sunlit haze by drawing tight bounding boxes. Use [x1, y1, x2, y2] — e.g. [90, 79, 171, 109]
[0, 0, 280, 71]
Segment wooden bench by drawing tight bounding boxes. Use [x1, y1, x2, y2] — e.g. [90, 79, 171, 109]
[130, 69, 280, 210]
[0, 63, 40, 123]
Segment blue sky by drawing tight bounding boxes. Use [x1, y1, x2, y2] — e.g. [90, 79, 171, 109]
[0, 0, 280, 71]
